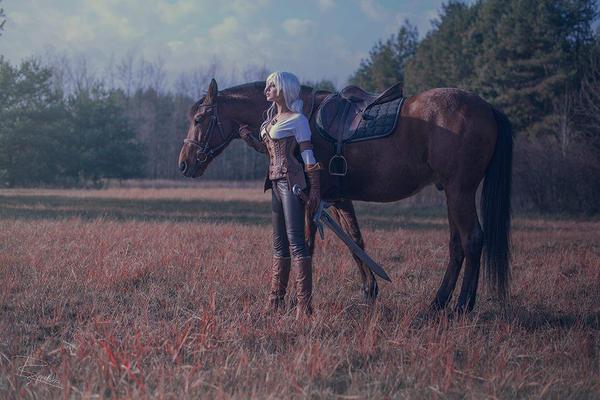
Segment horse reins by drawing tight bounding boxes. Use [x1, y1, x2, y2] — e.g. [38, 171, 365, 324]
[184, 89, 318, 177]
[183, 103, 233, 176]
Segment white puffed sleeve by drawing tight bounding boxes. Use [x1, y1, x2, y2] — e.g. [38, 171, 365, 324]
[294, 115, 312, 142]
[295, 115, 317, 165]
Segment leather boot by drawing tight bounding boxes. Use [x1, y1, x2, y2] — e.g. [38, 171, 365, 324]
[268, 256, 291, 310]
[294, 256, 313, 318]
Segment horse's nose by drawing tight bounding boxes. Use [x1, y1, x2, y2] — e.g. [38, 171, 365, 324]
[179, 161, 187, 174]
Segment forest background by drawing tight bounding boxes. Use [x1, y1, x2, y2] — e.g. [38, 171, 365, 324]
[0, 0, 599, 214]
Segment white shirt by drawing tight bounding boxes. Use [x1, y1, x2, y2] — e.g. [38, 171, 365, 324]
[261, 113, 317, 164]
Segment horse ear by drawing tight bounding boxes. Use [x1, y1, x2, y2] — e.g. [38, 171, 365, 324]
[207, 78, 218, 103]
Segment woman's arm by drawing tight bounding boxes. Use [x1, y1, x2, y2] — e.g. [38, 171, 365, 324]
[298, 141, 317, 164]
[239, 124, 267, 154]
[295, 115, 322, 215]
[295, 115, 318, 164]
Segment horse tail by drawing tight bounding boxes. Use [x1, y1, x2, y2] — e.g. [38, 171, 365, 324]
[481, 107, 513, 302]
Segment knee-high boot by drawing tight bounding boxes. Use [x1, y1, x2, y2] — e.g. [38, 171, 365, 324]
[268, 256, 291, 310]
[294, 256, 313, 317]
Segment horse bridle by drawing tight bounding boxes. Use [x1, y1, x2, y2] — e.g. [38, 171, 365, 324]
[183, 103, 233, 176]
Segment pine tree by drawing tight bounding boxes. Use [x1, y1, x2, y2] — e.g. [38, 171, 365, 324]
[350, 21, 418, 92]
[68, 86, 145, 183]
[403, 0, 597, 135]
[0, 58, 71, 186]
[302, 79, 337, 92]
[404, 1, 479, 94]
[0, 0, 6, 37]
[471, 0, 597, 135]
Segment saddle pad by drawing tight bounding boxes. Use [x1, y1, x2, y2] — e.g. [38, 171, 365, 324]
[349, 97, 404, 143]
[316, 96, 405, 144]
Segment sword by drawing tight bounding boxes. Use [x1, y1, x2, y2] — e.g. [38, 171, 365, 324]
[292, 185, 392, 282]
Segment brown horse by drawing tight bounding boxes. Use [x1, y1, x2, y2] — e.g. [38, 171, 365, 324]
[178, 79, 512, 313]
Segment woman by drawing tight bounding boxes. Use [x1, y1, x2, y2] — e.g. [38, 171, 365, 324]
[240, 72, 322, 317]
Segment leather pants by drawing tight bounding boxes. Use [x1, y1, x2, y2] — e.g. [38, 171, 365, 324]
[271, 179, 309, 259]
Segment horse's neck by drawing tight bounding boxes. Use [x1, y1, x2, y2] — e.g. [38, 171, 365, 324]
[223, 95, 266, 130]
[220, 93, 267, 154]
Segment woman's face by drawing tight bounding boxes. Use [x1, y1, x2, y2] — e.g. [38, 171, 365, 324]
[264, 81, 282, 102]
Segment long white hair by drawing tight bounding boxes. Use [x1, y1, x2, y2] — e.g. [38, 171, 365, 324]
[261, 72, 303, 134]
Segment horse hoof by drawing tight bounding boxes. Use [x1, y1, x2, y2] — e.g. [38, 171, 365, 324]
[411, 309, 439, 327]
[428, 299, 446, 313]
[452, 303, 474, 316]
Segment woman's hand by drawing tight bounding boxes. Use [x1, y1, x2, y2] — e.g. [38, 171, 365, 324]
[238, 124, 256, 141]
[239, 124, 267, 154]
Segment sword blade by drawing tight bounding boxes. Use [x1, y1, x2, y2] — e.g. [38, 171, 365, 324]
[320, 211, 392, 282]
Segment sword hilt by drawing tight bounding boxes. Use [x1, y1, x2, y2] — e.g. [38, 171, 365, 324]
[292, 184, 308, 202]
[292, 186, 391, 282]
[292, 184, 328, 240]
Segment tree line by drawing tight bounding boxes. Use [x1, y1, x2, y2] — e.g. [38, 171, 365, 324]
[1, 0, 598, 212]
[0, 49, 337, 186]
[352, 0, 599, 140]
[351, 0, 599, 213]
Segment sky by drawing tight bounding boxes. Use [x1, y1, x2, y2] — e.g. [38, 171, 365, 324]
[0, 0, 456, 88]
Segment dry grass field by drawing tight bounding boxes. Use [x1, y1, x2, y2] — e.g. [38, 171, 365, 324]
[0, 185, 599, 399]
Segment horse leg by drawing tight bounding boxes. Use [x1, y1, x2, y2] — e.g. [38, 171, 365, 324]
[447, 189, 483, 313]
[430, 204, 464, 311]
[330, 199, 378, 303]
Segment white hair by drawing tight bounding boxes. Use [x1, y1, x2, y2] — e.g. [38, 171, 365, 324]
[261, 72, 303, 133]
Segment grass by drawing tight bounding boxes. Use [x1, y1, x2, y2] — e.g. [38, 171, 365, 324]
[0, 186, 599, 399]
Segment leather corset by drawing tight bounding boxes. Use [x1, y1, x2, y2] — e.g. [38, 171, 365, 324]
[263, 134, 307, 191]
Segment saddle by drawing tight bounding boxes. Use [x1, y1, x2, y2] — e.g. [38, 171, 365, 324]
[316, 82, 405, 176]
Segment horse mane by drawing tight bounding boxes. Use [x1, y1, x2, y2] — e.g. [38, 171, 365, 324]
[188, 81, 267, 118]
[188, 80, 316, 118]
[221, 81, 266, 98]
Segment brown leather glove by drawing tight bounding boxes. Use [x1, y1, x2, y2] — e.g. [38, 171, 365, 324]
[305, 162, 323, 216]
[239, 124, 267, 154]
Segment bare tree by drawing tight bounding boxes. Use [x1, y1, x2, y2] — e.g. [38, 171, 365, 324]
[117, 51, 136, 97]
[242, 64, 270, 82]
[103, 52, 117, 89]
[70, 55, 97, 92]
[552, 88, 576, 156]
[576, 48, 600, 150]
[146, 56, 167, 94]
[42, 52, 98, 95]
[174, 60, 219, 99]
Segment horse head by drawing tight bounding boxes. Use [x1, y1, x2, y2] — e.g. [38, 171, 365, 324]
[178, 78, 239, 178]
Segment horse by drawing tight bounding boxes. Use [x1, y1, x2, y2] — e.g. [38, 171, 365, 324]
[178, 78, 512, 313]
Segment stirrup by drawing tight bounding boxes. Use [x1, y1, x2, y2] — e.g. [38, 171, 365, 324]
[329, 155, 347, 176]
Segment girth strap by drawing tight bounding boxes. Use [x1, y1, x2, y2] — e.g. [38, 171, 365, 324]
[329, 100, 349, 178]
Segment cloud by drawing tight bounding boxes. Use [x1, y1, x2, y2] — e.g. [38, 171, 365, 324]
[170, 16, 272, 78]
[167, 40, 185, 52]
[357, 0, 385, 21]
[316, 0, 335, 12]
[1, 0, 447, 87]
[227, 0, 271, 15]
[282, 18, 316, 36]
[209, 16, 239, 39]
[155, 0, 197, 24]
[63, 16, 96, 43]
[8, 11, 33, 25]
[83, 0, 138, 39]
